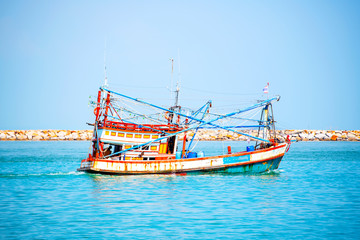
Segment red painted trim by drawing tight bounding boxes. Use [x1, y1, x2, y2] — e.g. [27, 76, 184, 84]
[98, 127, 178, 134]
[100, 121, 182, 133]
[103, 93, 111, 122]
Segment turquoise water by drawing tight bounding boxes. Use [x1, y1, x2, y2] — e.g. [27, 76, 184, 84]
[0, 141, 360, 239]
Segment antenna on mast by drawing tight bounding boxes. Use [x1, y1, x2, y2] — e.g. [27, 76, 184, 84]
[169, 58, 173, 100]
[103, 39, 108, 88]
[174, 49, 181, 107]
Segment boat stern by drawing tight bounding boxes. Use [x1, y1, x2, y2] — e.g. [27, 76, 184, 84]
[77, 157, 94, 171]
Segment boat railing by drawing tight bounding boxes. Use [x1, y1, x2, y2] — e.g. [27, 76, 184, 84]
[99, 120, 182, 133]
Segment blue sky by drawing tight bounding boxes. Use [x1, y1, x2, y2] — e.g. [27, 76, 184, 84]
[1, 0, 359, 130]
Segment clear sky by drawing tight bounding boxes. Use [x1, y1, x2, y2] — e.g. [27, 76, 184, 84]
[1, 0, 359, 130]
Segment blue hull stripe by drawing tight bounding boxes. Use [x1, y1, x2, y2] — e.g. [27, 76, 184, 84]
[187, 156, 283, 175]
[223, 154, 250, 164]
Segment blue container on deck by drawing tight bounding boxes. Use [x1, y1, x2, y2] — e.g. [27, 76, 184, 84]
[187, 152, 198, 158]
[175, 152, 182, 159]
[246, 146, 254, 152]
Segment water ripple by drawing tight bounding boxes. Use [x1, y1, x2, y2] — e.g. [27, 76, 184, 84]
[0, 141, 359, 239]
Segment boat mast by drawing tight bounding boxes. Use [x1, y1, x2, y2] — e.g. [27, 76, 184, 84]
[174, 82, 180, 107]
[174, 49, 181, 107]
[263, 104, 270, 140]
[255, 101, 278, 149]
[168, 56, 181, 125]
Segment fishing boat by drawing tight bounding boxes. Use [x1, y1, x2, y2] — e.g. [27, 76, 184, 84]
[78, 79, 290, 175]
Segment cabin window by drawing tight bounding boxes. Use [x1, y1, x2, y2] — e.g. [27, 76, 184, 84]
[114, 145, 122, 154]
[151, 135, 159, 139]
[105, 131, 109, 135]
[111, 132, 116, 136]
[126, 134, 133, 138]
[132, 145, 141, 150]
[167, 136, 176, 154]
[135, 134, 142, 139]
[141, 145, 149, 150]
[103, 144, 112, 157]
[143, 135, 150, 139]
[118, 132, 124, 137]
[150, 146, 157, 151]
[125, 145, 132, 149]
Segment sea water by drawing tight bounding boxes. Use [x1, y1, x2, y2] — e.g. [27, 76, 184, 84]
[0, 141, 359, 239]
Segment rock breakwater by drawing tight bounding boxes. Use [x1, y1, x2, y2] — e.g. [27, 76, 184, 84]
[178, 129, 360, 142]
[0, 129, 359, 141]
[0, 130, 93, 141]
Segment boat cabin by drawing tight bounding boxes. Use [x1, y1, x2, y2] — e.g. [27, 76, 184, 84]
[93, 121, 180, 161]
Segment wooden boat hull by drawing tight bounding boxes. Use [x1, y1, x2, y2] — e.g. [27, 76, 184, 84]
[78, 143, 287, 175]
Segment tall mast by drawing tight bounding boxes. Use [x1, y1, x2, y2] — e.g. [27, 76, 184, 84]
[168, 56, 181, 124]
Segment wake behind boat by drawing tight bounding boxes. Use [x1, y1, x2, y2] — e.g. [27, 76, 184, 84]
[78, 79, 290, 175]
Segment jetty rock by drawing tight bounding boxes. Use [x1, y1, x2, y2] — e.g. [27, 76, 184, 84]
[0, 129, 359, 142]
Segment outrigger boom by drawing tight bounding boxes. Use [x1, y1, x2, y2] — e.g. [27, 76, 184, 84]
[78, 85, 289, 175]
[102, 87, 279, 142]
